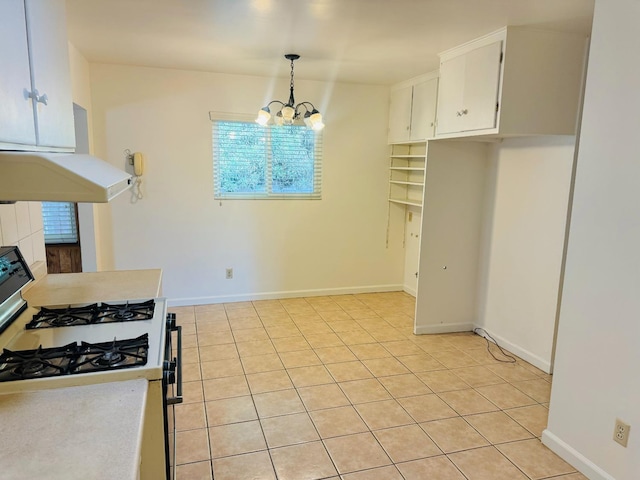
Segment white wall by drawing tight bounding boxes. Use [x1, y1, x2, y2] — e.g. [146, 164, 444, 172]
[68, 42, 111, 273]
[543, 1, 640, 478]
[88, 64, 403, 304]
[477, 137, 576, 372]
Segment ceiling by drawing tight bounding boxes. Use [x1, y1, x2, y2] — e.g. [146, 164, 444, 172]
[65, 0, 595, 86]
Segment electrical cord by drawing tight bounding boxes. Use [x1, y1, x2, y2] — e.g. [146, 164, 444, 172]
[473, 327, 517, 364]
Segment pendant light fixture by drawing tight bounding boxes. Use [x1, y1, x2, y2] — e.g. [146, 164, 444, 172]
[256, 54, 324, 131]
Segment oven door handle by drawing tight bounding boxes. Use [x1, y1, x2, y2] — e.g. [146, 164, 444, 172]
[167, 324, 183, 405]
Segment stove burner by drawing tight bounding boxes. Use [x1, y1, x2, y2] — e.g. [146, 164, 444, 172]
[0, 335, 149, 382]
[25, 300, 155, 329]
[75, 334, 149, 374]
[15, 359, 47, 376]
[114, 310, 135, 320]
[98, 300, 156, 323]
[0, 343, 76, 381]
[93, 350, 126, 366]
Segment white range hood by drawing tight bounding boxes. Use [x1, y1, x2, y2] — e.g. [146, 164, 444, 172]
[0, 152, 132, 203]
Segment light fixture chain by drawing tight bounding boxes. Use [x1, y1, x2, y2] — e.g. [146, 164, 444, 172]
[290, 58, 295, 90]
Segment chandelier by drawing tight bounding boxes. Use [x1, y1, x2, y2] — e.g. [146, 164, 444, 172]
[256, 54, 324, 131]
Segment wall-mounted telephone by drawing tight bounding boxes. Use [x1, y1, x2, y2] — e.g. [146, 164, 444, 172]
[124, 149, 145, 201]
[133, 152, 145, 176]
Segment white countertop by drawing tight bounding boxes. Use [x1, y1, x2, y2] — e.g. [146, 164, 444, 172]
[23, 269, 163, 306]
[0, 379, 148, 480]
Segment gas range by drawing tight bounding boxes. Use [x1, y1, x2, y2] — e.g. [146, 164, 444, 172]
[0, 246, 181, 479]
[0, 247, 169, 394]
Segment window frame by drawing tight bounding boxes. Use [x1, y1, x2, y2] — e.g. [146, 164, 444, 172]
[211, 113, 322, 200]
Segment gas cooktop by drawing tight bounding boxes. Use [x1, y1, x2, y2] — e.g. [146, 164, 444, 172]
[25, 299, 156, 329]
[0, 334, 149, 382]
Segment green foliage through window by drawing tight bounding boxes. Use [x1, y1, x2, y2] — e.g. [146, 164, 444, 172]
[213, 120, 321, 199]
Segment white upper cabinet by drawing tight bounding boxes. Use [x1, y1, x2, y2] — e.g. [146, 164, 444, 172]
[388, 73, 438, 144]
[437, 41, 502, 134]
[435, 27, 587, 139]
[0, 0, 75, 151]
[0, 1, 36, 146]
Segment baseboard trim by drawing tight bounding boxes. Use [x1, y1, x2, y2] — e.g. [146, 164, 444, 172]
[403, 286, 416, 297]
[542, 430, 615, 480]
[414, 323, 475, 334]
[168, 284, 404, 307]
[473, 324, 552, 374]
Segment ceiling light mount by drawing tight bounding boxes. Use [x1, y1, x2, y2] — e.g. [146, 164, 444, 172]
[256, 54, 324, 130]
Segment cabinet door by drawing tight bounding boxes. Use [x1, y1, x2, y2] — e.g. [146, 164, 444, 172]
[388, 85, 412, 143]
[436, 40, 502, 135]
[435, 53, 465, 135]
[410, 78, 438, 141]
[461, 40, 502, 132]
[25, 0, 75, 149]
[0, 0, 37, 146]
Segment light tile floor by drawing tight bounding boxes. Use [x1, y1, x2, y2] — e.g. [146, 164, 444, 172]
[168, 292, 586, 480]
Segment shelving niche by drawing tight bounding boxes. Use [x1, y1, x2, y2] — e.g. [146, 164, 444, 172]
[388, 143, 426, 208]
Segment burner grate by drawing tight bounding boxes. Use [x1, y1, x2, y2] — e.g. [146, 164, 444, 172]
[0, 343, 77, 381]
[0, 335, 149, 382]
[25, 300, 155, 329]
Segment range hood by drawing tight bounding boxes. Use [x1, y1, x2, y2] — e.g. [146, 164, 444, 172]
[0, 152, 132, 203]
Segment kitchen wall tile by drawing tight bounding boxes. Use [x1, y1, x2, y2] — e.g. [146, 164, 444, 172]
[31, 230, 46, 263]
[18, 236, 34, 266]
[0, 204, 19, 245]
[15, 202, 31, 240]
[27, 202, 43, 232]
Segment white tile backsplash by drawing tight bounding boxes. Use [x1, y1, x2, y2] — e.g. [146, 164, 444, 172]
[0, 204, 19, 245]
[15, 202, 31, 240]
[29, 202, 44, 232]
[0, 202, 45, 270]
[18, 236, 34, 266]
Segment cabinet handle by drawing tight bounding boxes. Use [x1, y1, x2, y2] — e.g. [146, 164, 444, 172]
[461, 108, 468, 115]
[28, 89, 48, 106]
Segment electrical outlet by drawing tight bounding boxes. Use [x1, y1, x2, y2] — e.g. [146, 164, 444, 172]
[613, 418, 630, 447]
[225, 268, 233, 279]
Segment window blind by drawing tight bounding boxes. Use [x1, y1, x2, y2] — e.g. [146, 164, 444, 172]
[41, 202, 79, 244]
[212, 119, 322, 199]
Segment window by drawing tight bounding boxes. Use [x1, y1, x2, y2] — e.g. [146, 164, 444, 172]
[212, 119, 322, 199]
[41, 202, 79, 244]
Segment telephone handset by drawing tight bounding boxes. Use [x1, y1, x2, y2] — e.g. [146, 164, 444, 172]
[133, 152, 145, 176]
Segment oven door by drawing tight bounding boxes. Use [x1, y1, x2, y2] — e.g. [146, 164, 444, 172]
[163, 313, 183, 480]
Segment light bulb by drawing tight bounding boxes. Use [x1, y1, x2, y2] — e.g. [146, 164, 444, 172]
[256, 108, 271, 126]
[281, 105, 295, 123]
[309, 112, 324, 131]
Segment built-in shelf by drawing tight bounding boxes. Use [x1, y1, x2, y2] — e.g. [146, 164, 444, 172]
[388, 142, 427, 209]
[389, 198, 423, 207]
[390, 180, 424, 186]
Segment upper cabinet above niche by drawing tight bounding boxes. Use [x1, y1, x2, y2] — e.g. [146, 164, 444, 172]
[0, 0, 75, 151]
[435, 26, 588, 139]
[388, 72, 438, 144]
